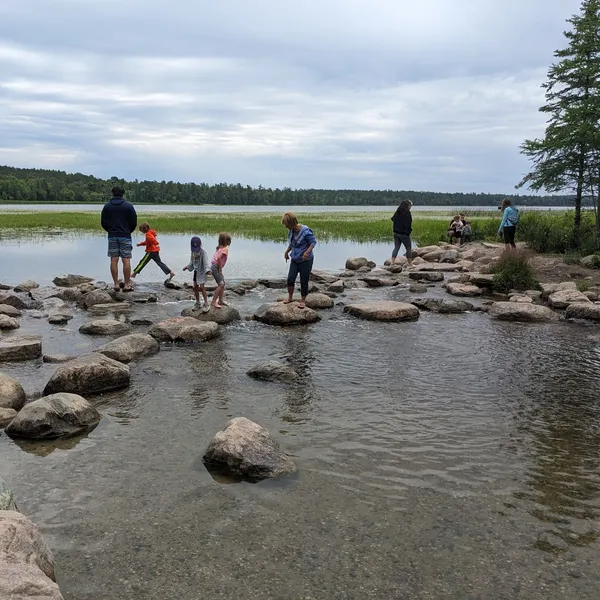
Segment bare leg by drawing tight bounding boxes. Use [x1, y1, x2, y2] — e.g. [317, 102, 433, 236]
[110, 257, 120, 289]
[284, 285, 294, 304]
[122, 258, 132, 289]
[192, 283, 200, 303]
[200, 285, 208, 305]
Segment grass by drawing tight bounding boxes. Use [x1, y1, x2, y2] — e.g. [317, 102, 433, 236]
[576, 279, 591, 292]
[491, 250, 538, 293]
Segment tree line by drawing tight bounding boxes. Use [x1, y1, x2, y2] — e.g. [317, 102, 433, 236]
[0, 165, 580, 207]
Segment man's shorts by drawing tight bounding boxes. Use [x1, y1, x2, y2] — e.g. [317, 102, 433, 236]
[107, 237, 133, 259]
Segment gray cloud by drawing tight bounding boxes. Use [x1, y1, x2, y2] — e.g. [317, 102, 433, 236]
[0, 0, 582, 192]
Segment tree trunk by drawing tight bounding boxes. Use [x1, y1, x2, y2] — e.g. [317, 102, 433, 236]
[575, 151, 585, 249]
[596, 174, 600, 250]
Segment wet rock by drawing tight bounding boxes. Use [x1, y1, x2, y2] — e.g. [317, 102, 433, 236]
[327, 280, 345, 293]
[344, 301, 419, 322]
[536, 530, 570, 554]
[345, 257, 374, 271]
[254, 303, 320, 326]
[0, 510, 64, 599]
[447, 274, 471, 284]
[5, 393, 101, 439]
[149, 317, 220, 343]
[203, 417, 297, 481]
[438, 300, 475, 314]
[384, 257, 408, 267]
[115, 291, 158, 303]
[258, 278, 288, 289]
[337, 270, 357, 278]
[0, 304, 21, 318]
[43, 354, 77, 364]
[360, 276, 397, 287]
[385, 264, 405, 274]
[0, 476, 17, 509]
[411, 298, 443, 311]
[42, 298, 68, 314]
[0, 315, 19, 330]
[131, 318, 154, 326]
[416, 263, 463, 273]
[43, 353, 130, 396]
[344, 280, 370, 289]
[47, 313, 73, 325]
[468, 273, 495, 288]
[409, 283, 428, 293]
[87, 302, 134, 315]
[446, 283, 482, 297]
[13, 280, 39, 293]
[97, 333, 160, 364]
[310, 270, 338, 284]
[79, 319, 131, 336]
[240, 279, 259, 290]
[0, 284, 10, 291]
[489, 302, 560, 323]
[565, 302, 600, 322]
[524, 290, 543, 301]
[164, 279, 184, 290]
[0, 408, 17, 427]
[181, 305, 241, 324]
[548, 289, 591, 309]
[0, 292, 26, 310]
[509, 294, 533, 304]
[540, 281, 577, 299]
[304, 293, 335, 309]
[409, 271, 444, 282]
[82, 289, 115, 309]
[0, 336, 42, 362]
[247, 362, 300, 383]
[356, 266, 372, 273]
[56, 288, 84, 303]
[53, 274, 94, 287]
[228, 284, 246, 296]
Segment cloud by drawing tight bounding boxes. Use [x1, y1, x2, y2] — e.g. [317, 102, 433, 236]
[0, 0, 583, 192]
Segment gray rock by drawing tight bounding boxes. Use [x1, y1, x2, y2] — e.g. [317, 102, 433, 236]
[114, 291, 157, 303]
[56, 288, 84, 303]
[203, 417, 297, 481]
[524, 290, 543, 301]
[580, 255, 600, 269]
[468, 273, 495, 288]
[440, 250, 460, 263]
[79, 319, 131, 336]
[548, 289, 590, 309]
[540, 281, 577, 300]
[304, 293, 334, 309]
[408, 271, 444, 282]
[421, 248, 445, 262]
[82, 289, 115, 309]
[447, 274, 471, 284]
[0, 336, 42, 362]
[438, 300, 475, 314]
[253, 303, 321, 326]
[43, 354, 77, 364]
[584, 290, 599, 301]
[149, 317, 220, 343]
[565, 302, 600, 322]
[446, 283, 482, 297]
[131, 319, 154, 326]
[0, 292, 26, 310]
[240, 279, 259, 290]
[356, 266, 372, 273]
[43, 353, 130, 396]
[489, 302, 560, 323]
[28, 287, 62, 303]
[97, 333, 160, 363]
[344, 279, 370, 289]
[227, 284, 246, 296]
[337, 270, 357, 278]
[5, 393, 101, 439]
[344, 301, 420, 322]
[345, 257, 371, 271]
[53, 274, 94, 287]
[13, 280, 39, 293]
[181, 305, 241, 324]
[0, 315, 19, 330]
[360, 277, 397, 287]
[411, 298, 443, 312]
[0, 283, 11, 291]
[164, 279, 183, 290]
[0, 476, 17, 509]
[413, 245, 440, 257]
[0, 305, 21, 318]
[0, 408, 17, 428]
[47, 313, 73, 325]
[409, 283, 428, 293]
[247, 361, 300, 383]
[310, 270, 338, 284]
[509, 294, 533, 304]
[327, 280, 345, 293]
[257, 278, 288, 289]
[87, 303, 134, 315]
[385, 263, 405, 274]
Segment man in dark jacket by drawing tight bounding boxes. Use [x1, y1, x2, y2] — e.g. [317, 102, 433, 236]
[101, 186, 137, 291]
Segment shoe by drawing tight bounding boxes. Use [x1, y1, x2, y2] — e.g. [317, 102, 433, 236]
[194, 301, 203, 309]
[202, 305, 210, 313]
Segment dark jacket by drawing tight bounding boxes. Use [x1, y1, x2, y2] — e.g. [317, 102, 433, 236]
[101, 197, 137, 239]
[391, 210, 412, 236]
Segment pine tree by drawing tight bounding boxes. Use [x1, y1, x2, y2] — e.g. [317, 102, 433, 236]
[517, 0, 600, 248]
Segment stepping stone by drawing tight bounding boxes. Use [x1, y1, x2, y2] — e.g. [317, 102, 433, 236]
[253, 303, 320, 326]
[0, 335, 42, 362]
[343, 301, 419, 322]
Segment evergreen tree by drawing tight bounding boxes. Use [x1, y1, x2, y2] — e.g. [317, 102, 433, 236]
[517, 0, 600, 247]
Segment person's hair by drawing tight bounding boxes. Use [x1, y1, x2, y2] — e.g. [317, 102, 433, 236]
[111, 186, 125, 197]
[453, 214, 461, 220]
[281, 212, 299, 228]
[218, 232, 232, 248]
[501, 199, 512, 210]
[139, 222, 150, 232]
[396, 200, 412, 214]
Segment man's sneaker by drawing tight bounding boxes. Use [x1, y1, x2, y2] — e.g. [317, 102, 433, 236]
[194, 301, 203, 310]
[201, 305, 210, 313]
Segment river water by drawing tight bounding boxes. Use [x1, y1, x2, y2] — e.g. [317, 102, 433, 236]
[1, 269, 600, 598]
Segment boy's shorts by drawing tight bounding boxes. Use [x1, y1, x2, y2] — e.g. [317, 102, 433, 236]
[193, 270, 207, 285]
[107, 237, 133, 259]
[210, 264, 224, 285]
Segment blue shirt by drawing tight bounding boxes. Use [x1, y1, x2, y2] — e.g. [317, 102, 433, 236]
[288, 225, 317, 262]
[499, 206, 519, 233]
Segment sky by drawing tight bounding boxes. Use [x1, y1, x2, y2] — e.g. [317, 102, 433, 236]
[0, 0, 583, 193]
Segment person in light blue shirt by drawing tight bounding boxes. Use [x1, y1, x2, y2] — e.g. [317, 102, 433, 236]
[282, 212, 317, 309]
[498, 199, 520, 250]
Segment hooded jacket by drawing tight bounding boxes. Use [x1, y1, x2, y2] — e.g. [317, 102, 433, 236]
[499, 206, 519, 233]
[101, 197, 137, 239]
[139, 229, 160, 253]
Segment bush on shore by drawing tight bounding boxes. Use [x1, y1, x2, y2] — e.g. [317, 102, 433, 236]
[491, 250, 538, 293]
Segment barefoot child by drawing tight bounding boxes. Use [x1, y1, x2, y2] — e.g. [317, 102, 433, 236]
[131, 222, 175, 280]
[183, 236, 210, 312]
[210, 233, 231, 309]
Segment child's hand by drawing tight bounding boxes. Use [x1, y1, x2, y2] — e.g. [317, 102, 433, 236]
[136, 243, 142, 247]
[183, 266, 188, 271]
[302, 251, 310, 261]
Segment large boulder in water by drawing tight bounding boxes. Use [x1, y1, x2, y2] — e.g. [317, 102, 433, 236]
[344, 301, 419, 322]
[565, 302, 600, 322]
[180, 305, 240, 324]
[0, 408, 17, 428]
[548, 289, 590, 309]
[0, 510, 64, 599]
[79, 319, 131, 336]
[0, 315, 19, 330]
[253, 303, 320, 326]
[81, 289, 115, 309]
[0, 304, 21, 318]
[13, 280, 39, 293]
[0, 373, 26, 411]
[489, 302, 559, 323]
[0, 336, 42, 362]
[304, 293, 334, 309]
[5, 393, 100, 440]
[247, 362, 300, 383]
[149, 317, 220, 343]
[43, 353, 130, 396]
[96, 333, 160, 363]
[0, 292, 26, 310]
[345, 257, 374, 271]
[53, 274, 94, 287]
[203, 417, 297, 481]
[0, 477, 16, 510]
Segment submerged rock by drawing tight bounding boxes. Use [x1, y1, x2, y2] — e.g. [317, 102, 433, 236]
[13, 280, 39, 293]
[79, 319, 131, 336]
[97, 333, 160, 364]
[0, 315, 19, 330]
[438, 299, 476, 314]
[0, 408, 17, 428]
[47, 313, 73, 325]
[43, 354, 77, 364]
[344, 301, 419, 322]
[53, 274, 94, 287]
[203, 417, 297, 481]
[360, 276, 397, 287]
[247, 362, 300, 383]
[409, 283, 428, 294]
[43, 353, 130, 396]
[0, 336, 42, 362]
[565, 302, 600, 322]
[446, 283, 482, 297]
[180, 305, 241, 324]
[253, 303, 320, 326]
[548, 289, 590, 309]
[0, 292, 26, 310]
[5, 393, 101, 439]
[489, 302, 560, 323]
[304, 293, 334, 309]
[0, 304, 21, 318]
[149, 317, 220, 343]
[0, 476, 17, 510]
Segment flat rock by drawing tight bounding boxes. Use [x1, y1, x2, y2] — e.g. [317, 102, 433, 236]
[344, 301, 419, 322]
[360, 277, 397, 287]
[0, 315, 19, 330]
[43, 354, 77, 364]
[13, 280, 39, 293]
[469, 273, 495, 288]
[47, 313, 73, 325]
[0, 305, 21, 318]
[0, 292, 26, 310]
[5, 393, 101, 439]
[79, 319, 131, 336]
[411, 298, 443, 311]
[540, 281, 577, 299]
[0, 408, 17, 428]
[203, 417, 297, 481]
[82, 289, 115, 309]
[228, 284, 246, 296]
[53, 274, 94, 287]
[304, 293, 334, 309]
[44, 353, 130, 396]
[181, 305, 241, 324]
[257, 278, 288, 289]
[27, 287, 62, 304]
[344, 280, 370, 289]
[149, 317, 220, 342]
[97, 333, 159, 363]
[422, 248, 445, 262]
[327, 280, 345, 293]
[337, 270, 357, 278]
[438, 299, 475, 314]
[489, 302, 560, 323]
[0, 283, 11, 291]
[413, 245, 440, 257]
[247, 362, 300, 383]
[385, 264, 405, 274]
[131, 318, 154, 326]
[509, 294, 533, 304]
[164, 279, 183, 290]
[0, 476, 17, 509]
[87, 302, 133, 315]
[416, 263, 463, 272]
[0, 336, 42, 362]
[114, 291, 157, 303]
[548, 289, 590, 309]
[253, 303, 321, 326]
[408, 271, 444, 282]
[446, 283, 482, 297]
[310, 270, 338, 284]
[345, 257, 374, 271]
[565, 302, 600, 322]
[409, 283, 428, 293]
[447, 274, 471, 284]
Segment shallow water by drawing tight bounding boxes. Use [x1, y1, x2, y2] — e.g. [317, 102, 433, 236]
[1, 280, 600, 599]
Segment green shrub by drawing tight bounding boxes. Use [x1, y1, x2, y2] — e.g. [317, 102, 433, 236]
[563, 252, 582, 265]
[491, 250, 538, 293]
[576, 279, 591, 292]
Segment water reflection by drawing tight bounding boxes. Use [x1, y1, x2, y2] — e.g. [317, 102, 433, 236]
[9, 431, 94, 457]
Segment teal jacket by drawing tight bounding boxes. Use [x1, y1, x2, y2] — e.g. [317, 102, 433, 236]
[499, 206, 519, 233]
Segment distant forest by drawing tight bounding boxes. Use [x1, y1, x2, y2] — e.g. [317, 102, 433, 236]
[0, 165, 587, 207]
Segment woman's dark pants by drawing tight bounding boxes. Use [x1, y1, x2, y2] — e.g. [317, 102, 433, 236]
[287, 258, 314, 297]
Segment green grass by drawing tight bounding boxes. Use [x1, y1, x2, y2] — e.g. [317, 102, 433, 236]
[576, 279, 591, 292]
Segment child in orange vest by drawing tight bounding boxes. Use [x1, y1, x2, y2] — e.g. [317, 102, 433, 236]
[131, 222, 175, 280]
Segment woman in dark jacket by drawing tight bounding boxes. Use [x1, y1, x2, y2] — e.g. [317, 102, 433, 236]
[390, 200, 413, 265]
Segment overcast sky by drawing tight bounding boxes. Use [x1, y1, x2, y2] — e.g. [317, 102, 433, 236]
[0, 0, 582, 193]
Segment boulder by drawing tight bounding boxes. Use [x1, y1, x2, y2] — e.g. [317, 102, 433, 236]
[0, 408, 17, 428]
[180, 305, 241, 324]
[385, 263, 405, 274]
[345, 257, 372, 271]
[411, 298, 443, 311]
[0, 477, 16, 510]
[203, 417, 297, 481]
[489, 302, 560, 323]
[97, 333, 160, 364]
[409, 283, 428, 293]
[468, 273, 495, 288]
[413, 245, 440, 257]
[438, 299, 476, 314]
[344, 280, 370, 289]
[254, 303, 320, 326]
[257, 278, 288, 289]
[53, 274, 94, 287]
[87, 303, 133, 315]
[164, 279, 183, 290]
[421, 248, 445, 262]
[0, 292, 26, 310]
[385, 257, 408, 268]
[447, 274, 471, 284]
[0, 304, 21, 318]
[524, 290, 543, 301]
[310, 270, 338, 284]
[149, 317, 220, 343]
[509, 294, 533, 304]
[47, 313, 73, 325]
[43, 354, 130, 396]
[548, 290, 591, 309]
[5, 393, 101, 439]
[81, 289, 115, 309]
[344, 301, 419, 322]
[56, 288, 84, 303]
[0, 336, 42, 362]
[580, 255, 600, 269]
[247, 362, 300, 383]
[360, 277, 397, 287]
[446, 283, 482, 297]
[0, 510, 64, 599]
[114, 291, 157, 304]
[408, 271, 444, 282]
[327, 280, 345, 293]
[356, 266, 372, 273]
[228, 284, 246, 296]
[0, 283, 10, 291]
[304, 293, 335, 309]
[240, 280, 259, 290]
[540, 281, 577, 300]
[79, 319, 131, 336]
[0, 315, 19, 330]
[565, 302, 600, 322]
[43, 354, 77, 364]
[584, 291, 599, 301]
[13, 280, 39, 293]
[28, 287, 62, 303]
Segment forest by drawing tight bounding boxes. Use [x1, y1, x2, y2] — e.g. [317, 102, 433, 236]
[0, 165, 584, 206]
